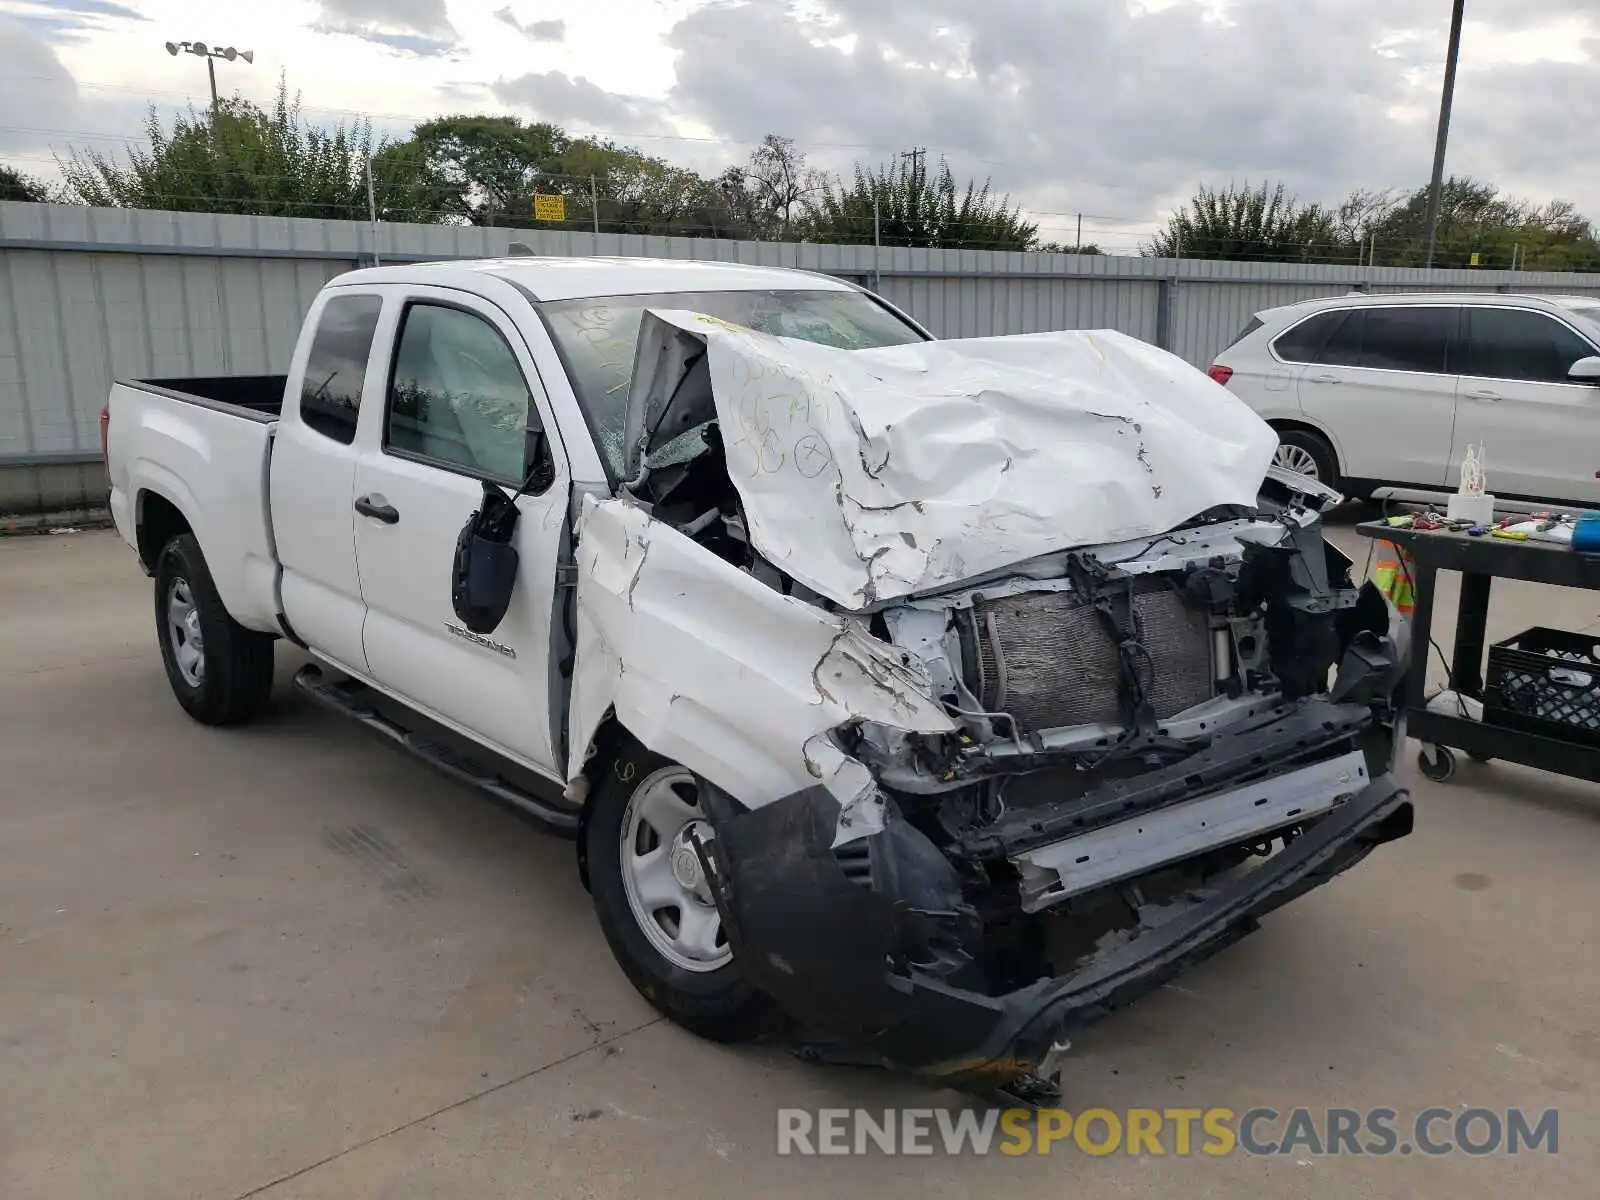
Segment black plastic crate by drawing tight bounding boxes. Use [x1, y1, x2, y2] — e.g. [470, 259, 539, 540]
[1484, 626, 1600, 748]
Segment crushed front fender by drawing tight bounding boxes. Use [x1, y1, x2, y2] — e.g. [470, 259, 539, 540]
[701, 774, 1412, 1089]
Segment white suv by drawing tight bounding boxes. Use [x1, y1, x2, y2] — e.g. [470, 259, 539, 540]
[1208, 292, 1600, 504]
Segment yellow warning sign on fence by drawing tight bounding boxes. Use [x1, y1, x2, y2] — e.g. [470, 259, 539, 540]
[1469, 251, 1481, 267]
[533, 194, 566, 222]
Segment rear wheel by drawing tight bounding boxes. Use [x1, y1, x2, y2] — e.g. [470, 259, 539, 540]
[584, 746, 781, 1042]
[1272, 428, 1341, 492]
[154, 534, 276, 725]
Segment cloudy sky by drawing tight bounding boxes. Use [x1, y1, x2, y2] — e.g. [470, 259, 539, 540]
[1, 0, 1595, 249]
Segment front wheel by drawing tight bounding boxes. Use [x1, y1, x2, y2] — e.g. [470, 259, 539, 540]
[584, 747, 781, 1042]
[154, 534, 276, 725]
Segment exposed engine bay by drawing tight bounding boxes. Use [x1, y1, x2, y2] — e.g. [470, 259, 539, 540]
[566, 312, 1413, 1088]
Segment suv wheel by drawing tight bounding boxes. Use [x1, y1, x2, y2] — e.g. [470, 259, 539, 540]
[1272, 428, 1340, 491]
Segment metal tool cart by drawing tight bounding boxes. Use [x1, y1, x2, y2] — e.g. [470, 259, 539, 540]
[1356, 520, 1600, 783]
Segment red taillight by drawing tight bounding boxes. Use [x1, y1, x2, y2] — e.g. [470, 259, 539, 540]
[99, 405, 111, 468]
[1208, 364, 1234, 386]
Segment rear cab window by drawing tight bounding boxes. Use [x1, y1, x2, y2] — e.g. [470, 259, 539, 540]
[300, 294, 383, 444]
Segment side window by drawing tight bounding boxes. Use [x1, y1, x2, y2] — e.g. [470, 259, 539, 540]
[1272, 311, 1344, 363]
[1317, 309, 1366, 367]
[1358, 306, 1452, 373]
[300, 294, 382, 445]
[386, 304, 540, 485]
[1463, 308, 1598, 383]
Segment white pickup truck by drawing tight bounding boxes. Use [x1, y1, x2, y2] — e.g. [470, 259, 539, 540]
[105, 255, 1413, 1092]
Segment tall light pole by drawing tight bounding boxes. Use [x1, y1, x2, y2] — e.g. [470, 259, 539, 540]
[164, 41, 255, 112]
[1422, 0, 1466, 268]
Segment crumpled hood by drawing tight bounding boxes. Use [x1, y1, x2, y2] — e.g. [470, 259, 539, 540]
[626, 310, 1278, 610]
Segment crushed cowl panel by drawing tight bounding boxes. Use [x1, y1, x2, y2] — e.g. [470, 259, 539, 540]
[624, 310, 1279, 611]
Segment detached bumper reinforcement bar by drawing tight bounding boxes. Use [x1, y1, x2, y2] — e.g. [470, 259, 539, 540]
[956, 696, 1374, 861]
[1012, 748, 1371, 912]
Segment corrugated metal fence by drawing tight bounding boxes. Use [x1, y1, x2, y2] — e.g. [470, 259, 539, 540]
[5, 199, 1600, 514]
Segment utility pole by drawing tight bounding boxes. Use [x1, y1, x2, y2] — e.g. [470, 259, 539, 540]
[1422, 0, 1467, 269]
[900, 147, 926, 176]
[365, 155, 380, 266]
[873, 187, 882, 294]
[1076, 212, 1082, 252]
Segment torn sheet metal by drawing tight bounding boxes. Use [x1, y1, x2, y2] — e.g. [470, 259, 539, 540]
[566, 496, 956, 810]
[626, 310, 1278, 610]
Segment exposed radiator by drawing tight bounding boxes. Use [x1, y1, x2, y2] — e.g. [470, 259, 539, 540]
[958, 580, 1214, 732]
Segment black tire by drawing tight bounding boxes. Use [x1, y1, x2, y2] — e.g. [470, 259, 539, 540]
[1416, 745, 1457, 783]
[1273, 428, 1341, 492]
[584, 745, 782, 1043]
[154, 534, 276, 726]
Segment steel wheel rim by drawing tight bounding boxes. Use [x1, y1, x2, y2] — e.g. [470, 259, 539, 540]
[1273, 442, 1321, 478]
[619, 765, 732, 973]
[165, 577, 205, 687]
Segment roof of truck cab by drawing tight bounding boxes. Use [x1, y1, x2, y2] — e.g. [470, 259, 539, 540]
[332, 256, 856, 302]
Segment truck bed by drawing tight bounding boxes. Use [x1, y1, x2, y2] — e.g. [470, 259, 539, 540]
[106, 378, 284, 636]
[134, 375, 288, 420]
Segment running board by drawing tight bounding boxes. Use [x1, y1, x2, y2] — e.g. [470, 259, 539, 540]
[293, 664, 580, 839]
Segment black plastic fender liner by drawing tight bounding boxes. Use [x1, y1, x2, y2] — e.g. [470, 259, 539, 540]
[700, 774, 1412, 1086]
[701, 787, 989, 1048]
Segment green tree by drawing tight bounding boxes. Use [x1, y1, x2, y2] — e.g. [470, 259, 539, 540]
[717, 135, 828, 240]
[545, 137, 744, 238]
[1146, 181, 1350, 262]
[1, 164, 49, 202]
[803, 153, 1038, 251]
[384, 114, 570, 225]
[1350, 177, 1600, 270]
[59, 82, 442, 221]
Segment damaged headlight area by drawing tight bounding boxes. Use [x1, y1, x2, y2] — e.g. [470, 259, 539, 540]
[696, 495, 1413, 1090]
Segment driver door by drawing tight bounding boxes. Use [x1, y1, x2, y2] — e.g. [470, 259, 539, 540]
[352, 288, 569, 777]
[1448, 305, 1600, 504]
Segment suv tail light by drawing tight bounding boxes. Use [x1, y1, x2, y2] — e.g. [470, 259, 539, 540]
[1207, 364, 1234, 386]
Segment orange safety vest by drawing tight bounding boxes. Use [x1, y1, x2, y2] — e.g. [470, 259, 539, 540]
[1371, 540, 1416, 616]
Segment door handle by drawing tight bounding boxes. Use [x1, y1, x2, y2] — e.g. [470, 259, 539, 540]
[354, 495, 400, 524]
[1465, 389, 1502, 401]
[1308, 372, 1341, 384]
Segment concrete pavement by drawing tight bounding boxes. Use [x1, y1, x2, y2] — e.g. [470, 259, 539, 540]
[1, 525, 1597, 1198]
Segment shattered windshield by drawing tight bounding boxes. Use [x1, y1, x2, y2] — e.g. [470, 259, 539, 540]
[538, 288, 927, 481]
